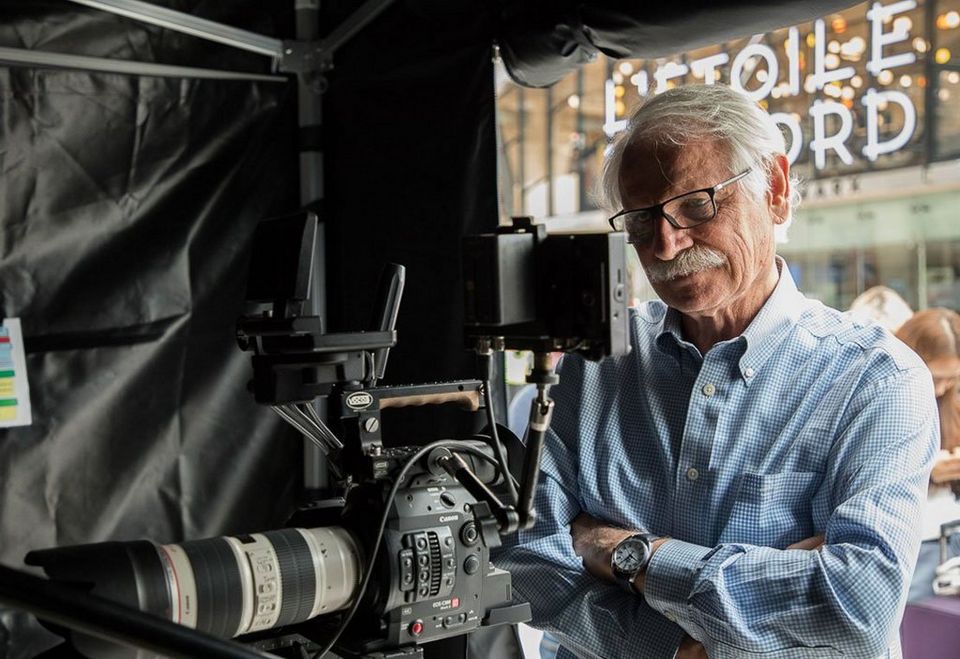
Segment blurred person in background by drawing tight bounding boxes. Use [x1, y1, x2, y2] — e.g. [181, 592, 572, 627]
[896, 308, 960, 601]
[849, 285, 914, 333]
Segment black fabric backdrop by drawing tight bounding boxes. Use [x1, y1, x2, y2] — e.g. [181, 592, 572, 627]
[0, 1, 859, 656]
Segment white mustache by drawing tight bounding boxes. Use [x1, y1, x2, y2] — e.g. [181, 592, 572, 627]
[645, 246, 727, 283]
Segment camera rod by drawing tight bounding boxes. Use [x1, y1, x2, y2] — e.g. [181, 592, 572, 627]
[515, 352, 558, 530]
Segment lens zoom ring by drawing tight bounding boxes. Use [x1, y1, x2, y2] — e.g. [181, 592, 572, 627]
[180, 538, 244, 638]
[265, 529, 317, 628]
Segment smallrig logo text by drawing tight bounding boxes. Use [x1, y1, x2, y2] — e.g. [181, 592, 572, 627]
[345, 391, 373, 410]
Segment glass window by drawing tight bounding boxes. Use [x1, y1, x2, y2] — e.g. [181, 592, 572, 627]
[925, 239, 960, 308]
[495, 1, 960, 313]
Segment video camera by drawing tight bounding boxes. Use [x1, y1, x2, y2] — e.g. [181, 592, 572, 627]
[18, 212, 629, 658]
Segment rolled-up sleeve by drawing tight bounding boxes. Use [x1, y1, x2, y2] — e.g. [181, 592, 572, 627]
[496, 461, 687, 659]
[641, 367, 939, 658]
[495, 354, 687, 659]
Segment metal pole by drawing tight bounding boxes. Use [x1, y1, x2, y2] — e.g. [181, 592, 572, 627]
[545, 85, 554, 218]
[917, 240, 928, 311]
[65, 0, 283, 58]
[295, 0, 329, 493]
[0, 46, 283, 82]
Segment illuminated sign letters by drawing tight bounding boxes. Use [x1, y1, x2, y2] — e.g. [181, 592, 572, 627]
[604, 0, 920, 169]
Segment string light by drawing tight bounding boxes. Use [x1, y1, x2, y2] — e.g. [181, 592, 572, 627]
[935, 48, 952, 64]
[894, 16, 913, 33]
[618, 61, 634, 76]
[936, 11, 960, 30]
[878, 70, 895, 85]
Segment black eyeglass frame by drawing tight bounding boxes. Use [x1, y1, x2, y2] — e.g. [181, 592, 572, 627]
[607, 168, 753, 242]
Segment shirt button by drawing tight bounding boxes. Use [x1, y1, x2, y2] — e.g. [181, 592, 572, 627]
[702, 383, 716, 397]
[744, 367, 755, 378]
[686, 467, 700, 481]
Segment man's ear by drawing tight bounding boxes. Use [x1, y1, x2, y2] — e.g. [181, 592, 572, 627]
[768, 153, 790, 224]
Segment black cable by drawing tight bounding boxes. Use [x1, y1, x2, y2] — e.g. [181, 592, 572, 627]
[310, 439, 482, 659]
[478, 353, 518, 506]
[0, 564, 274, 659]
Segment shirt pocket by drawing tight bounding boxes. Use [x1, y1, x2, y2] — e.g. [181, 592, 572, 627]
[720, 471, 824, 548]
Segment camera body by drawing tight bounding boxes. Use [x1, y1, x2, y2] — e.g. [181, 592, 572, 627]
[316, 383, 529, 655]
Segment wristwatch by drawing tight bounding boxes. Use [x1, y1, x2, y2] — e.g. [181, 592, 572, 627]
[611, 532, 658, 594]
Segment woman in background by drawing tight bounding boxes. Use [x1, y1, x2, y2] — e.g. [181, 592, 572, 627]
[895, 308, 960, 600]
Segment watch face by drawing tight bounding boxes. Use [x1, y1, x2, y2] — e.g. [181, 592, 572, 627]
[613, 538, 648, 573]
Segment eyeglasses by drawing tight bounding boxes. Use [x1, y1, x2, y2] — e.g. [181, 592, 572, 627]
[607, 169, 752, 245]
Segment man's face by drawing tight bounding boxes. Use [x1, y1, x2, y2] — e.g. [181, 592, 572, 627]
[618, 139, 781, 318]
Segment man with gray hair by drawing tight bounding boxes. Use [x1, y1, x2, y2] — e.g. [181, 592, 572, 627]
[495, 84, 939, 658]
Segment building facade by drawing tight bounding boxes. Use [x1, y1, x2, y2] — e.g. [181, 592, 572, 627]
[496, 0, 960, 312]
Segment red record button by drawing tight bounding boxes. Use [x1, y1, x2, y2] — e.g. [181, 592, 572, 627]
[451, 597, 460, 608]
[409, 620, 424, 636]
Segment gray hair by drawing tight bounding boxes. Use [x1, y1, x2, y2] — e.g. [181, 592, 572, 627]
[597, 84, 801, 242]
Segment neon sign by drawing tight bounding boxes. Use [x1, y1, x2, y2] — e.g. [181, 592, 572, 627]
[604, 0, 919, 169]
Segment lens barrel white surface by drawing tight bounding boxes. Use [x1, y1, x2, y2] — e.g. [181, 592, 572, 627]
[155, 527, 361, 638]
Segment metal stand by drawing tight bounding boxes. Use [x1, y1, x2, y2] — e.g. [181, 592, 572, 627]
[1, 0, 395, 494]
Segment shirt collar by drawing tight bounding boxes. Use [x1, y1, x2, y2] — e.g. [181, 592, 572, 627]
[737, 256, 806, 386]
[654, 256, 806, 385]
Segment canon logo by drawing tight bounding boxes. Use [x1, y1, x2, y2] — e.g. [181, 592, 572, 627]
[345, 391, 373, 410]
[438, 515, 459, 523]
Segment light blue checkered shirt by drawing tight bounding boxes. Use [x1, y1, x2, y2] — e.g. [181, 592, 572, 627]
[496, 260, 939, 659]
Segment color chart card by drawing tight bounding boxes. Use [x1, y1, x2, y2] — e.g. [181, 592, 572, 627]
[0, 318, 32, 427]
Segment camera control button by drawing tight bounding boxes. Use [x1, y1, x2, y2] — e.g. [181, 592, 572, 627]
[460, 522, 479, 546]
[464, 554, 480, 575]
